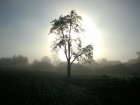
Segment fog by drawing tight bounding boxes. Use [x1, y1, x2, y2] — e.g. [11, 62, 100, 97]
[1, 0, 140, 62]
[0, 53, 140, 77]
[1, 1, 140, 104]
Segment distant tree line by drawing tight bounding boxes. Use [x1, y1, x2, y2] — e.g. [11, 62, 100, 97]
[0, 55, 28, 68]
[94, 63, 140, 74]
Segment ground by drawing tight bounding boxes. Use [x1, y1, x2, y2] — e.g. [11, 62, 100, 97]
[0, 68, 140, 105]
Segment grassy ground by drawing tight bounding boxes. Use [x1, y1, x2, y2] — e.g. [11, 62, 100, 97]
[0, 68, 140, 105]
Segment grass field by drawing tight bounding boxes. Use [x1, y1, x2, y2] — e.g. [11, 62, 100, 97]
[0, 68, 140, 105]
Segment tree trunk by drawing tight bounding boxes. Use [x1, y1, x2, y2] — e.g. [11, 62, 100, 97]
[67, 60, 71, 77]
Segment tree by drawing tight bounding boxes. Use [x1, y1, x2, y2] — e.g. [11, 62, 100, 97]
[136, 51, 140, 59]
[49, 10, 93, 77]
[51, 52, 62, 66]
[0, 55, 28, 68]
[32, 59, 40, 65]
[12, 55, 28, 68]
[41, 56, 51, 64]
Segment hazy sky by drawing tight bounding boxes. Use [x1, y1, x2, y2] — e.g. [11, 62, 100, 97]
[0, 0, 140, 63]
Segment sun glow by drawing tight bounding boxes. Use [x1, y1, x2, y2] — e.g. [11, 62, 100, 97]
[50, 15, 102, 61]
[81, 16, 101, 59]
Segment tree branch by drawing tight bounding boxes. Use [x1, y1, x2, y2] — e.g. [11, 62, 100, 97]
[70, 49, 85, 65]
[61, 28, 68, 61]
[68, 14, 72, 60]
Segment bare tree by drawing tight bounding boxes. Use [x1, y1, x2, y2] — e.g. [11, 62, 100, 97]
[49, 10, 93, 77]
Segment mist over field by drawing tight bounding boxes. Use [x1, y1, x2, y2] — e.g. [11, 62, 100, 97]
[0, 55, 140, 104]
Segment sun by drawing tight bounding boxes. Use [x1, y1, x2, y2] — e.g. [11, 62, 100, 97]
[50, 15, 102, 61]
[81, 15, 101, 59]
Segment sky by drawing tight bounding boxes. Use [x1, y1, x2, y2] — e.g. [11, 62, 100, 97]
[0, 0, 140, 63]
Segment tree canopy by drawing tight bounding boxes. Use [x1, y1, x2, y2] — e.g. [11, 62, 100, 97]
[0, 55, 28, 68]
[49, 10, 93, 77]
